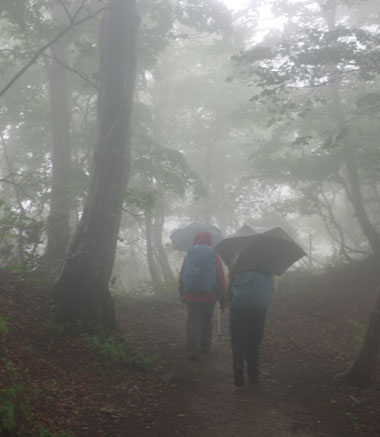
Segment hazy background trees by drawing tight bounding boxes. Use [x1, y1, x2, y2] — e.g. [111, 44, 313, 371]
[1, 0, 380, 385]
[0, 0, 379, 291]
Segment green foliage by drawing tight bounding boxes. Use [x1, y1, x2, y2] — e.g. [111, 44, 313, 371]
[128, 280, 178, 298]
[141, 353, 160, 369]
[0, 200, 44, 270]
[138, 0, 175, 69]
[235, 26, 380, 101]
[124, 189, 157, 215]
[173, 0, 232, 35]
[348, 319, 366, 352]
[82, 332, 159, 372]
[48, 320, 69, 337]
[0, 314, 8, 334]
[83, 333, 130, 362]
[0, 358, 40, 433]
[132, 143, 204, 198]
[48, 315, 112, 337]
[0, 356, 72, 435]
[36, 426, 75, 437]
[345, 411, 360, 430]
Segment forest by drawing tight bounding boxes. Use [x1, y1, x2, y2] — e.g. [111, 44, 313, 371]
[0, 0, 380, 435]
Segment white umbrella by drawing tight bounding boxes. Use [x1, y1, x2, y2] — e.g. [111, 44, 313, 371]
[170, 223, 223, 251]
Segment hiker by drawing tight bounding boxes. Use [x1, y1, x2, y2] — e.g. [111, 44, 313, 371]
[178, 231, 226, 360]
[228, 270, 273, 386]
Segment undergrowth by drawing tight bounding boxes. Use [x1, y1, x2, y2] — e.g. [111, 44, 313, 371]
[0, 314, 8, 334]
[82, 332, 159, 373]
[348, 319, 366, 352]
[0, 358, 40, 433]
[120, 280, 178, 298]
[0, 358, 74, 436]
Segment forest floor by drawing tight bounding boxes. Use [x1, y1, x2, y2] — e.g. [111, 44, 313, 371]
[1, 258, 380, 436]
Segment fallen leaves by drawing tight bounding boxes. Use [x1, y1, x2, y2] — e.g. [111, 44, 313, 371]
[1, 264, 380, 436]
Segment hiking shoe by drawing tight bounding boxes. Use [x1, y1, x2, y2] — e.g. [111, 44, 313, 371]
[234, 369, 244, 387]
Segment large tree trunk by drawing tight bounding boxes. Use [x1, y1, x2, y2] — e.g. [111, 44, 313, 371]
[43, 1, 72, 274]
[345, 284, 380, 388]
[54, 0, 139, 329]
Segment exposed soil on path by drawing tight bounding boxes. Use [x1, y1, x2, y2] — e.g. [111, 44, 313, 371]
[1, 258, 380, 436]
[120, 297, 327, 437]
[118, 258, 380, 436]
[118, 294, 379, 435]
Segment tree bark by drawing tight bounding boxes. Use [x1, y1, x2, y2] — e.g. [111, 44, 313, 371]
[152, 190, 175, 282]
[150, 74, 174, 282]
[54, 0, 139, 329]
[345, 284, 380, 388]
[129, 237, 140, 288]
[145, 210, 161, 283]
[43, 0, 72, 273]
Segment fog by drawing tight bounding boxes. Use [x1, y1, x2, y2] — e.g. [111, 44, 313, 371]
[0, 3, 379, 284]
[1, 0, 379, 288]
[1, 1, 380, 434]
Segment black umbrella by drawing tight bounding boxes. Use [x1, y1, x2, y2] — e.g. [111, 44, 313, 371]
[170, 223, 223, 251]
[215, 225, 307, 275]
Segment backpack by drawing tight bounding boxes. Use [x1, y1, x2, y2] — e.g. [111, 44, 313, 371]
[231, 271, 272, 311]
[182, 244, 217, 293]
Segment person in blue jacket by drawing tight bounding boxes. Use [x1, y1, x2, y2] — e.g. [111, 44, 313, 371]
[228, 270, 273, 387]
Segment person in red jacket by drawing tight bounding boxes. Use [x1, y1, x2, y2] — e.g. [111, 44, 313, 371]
[179, 231, 226, 360]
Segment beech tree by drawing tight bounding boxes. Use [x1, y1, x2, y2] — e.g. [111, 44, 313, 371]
[54, 0, 139, 329]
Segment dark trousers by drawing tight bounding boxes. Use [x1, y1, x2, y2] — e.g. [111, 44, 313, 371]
[229, 305, 267, 378]
[186, 302, 215, 354]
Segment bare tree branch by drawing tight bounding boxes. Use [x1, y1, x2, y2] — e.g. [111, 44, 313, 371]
[316, 184, 370, 257]
[42, 53, 98, 89]
[121, 206, 145, 220]
[72, 0, 87, 21]
[0, 5, 108, 99]
[56, 0, 74, 23]
[0, 176, 35, 200]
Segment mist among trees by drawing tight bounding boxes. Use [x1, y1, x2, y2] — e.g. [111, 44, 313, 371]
[1, 0, 380, 435]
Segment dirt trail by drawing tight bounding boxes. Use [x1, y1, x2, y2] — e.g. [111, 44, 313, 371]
[118, 293, 365, 436]
[1, 265, 379, 436]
